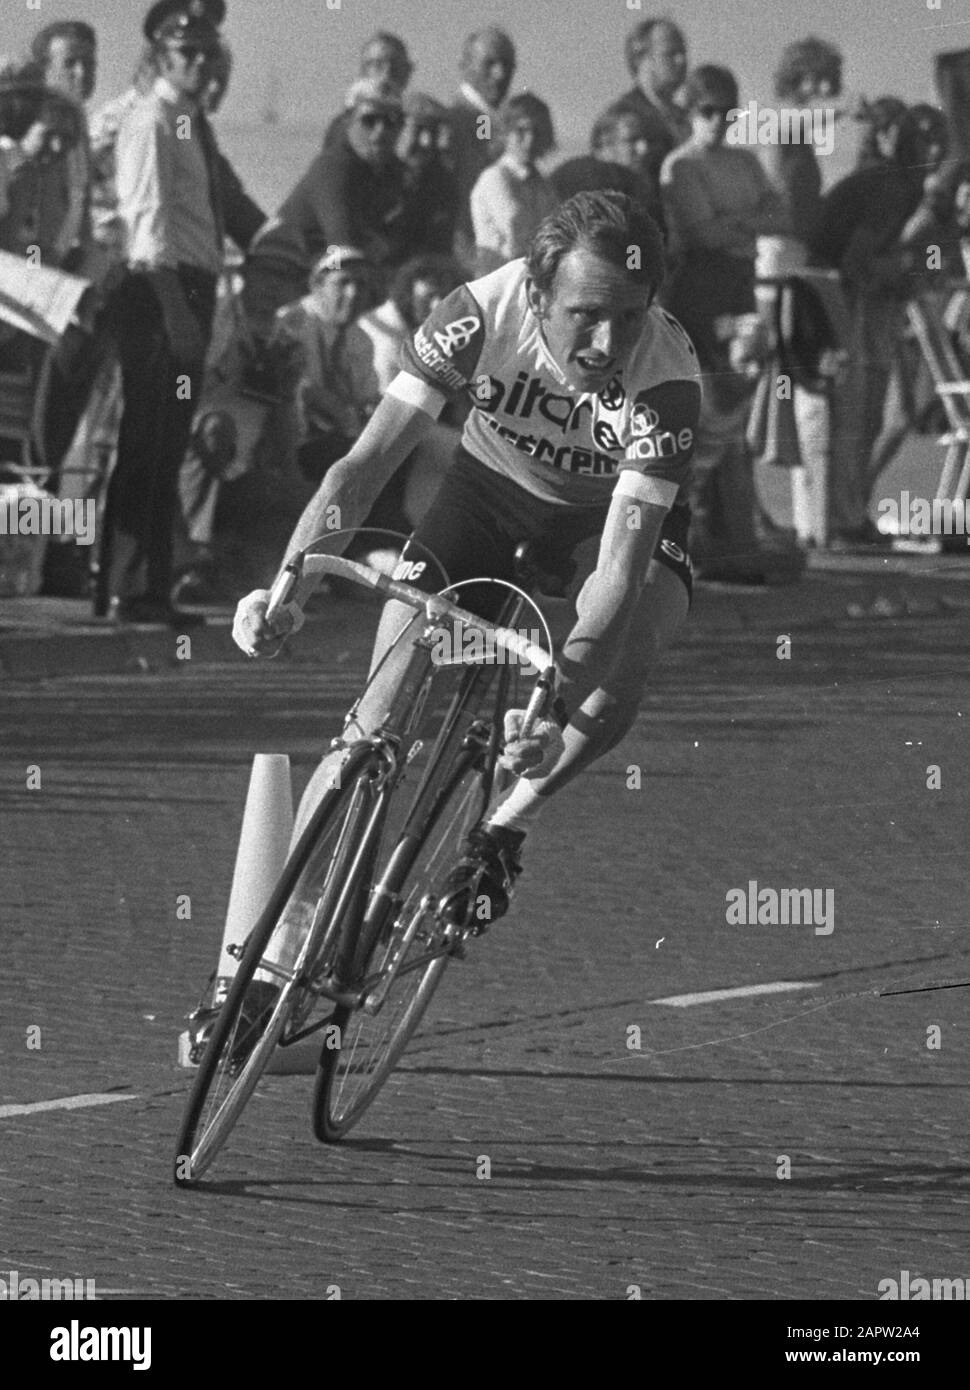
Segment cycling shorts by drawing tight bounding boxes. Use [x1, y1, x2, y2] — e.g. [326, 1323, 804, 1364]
[399, 447, 692, 620]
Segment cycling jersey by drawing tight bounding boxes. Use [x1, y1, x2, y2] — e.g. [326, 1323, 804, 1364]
[388, 258, 702, 509]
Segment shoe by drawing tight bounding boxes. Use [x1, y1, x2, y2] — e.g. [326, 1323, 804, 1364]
[439, 825, 526, 932]
[107, 596, 206, 628]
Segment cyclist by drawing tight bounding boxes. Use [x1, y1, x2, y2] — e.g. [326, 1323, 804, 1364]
[234, 190, 701, 934]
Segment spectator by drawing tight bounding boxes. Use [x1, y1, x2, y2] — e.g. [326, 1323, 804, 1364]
[270, 246, 380, 485]
[662, 65, 788, 360]
[171, 409, 242, 603]
[95, 0, 228, 625]
[323, 32, 413, 150]
[356, 254, 465, 529]
[89, 46, 158, 273]
[661, 65, 794, 581]
[769, 36, 843, 256]
[755, 36, 844, 549]
[551, 105, 666, 235]
[854, 95, 908, 171]
[170, 34, 268, 604]
[396, 93, 460, 259]
[811, 106, 946, 546]
[90, 30, 262, 281]
[448, 27, 517, 270]
[29, 19, 97, 273]
[0, 59, 85, 267]
[470, 92, 559, 275]
[243, 77, 407, 340]
[357, 253, 463, 391]
[612, 17, 690, 192]
[0, 41, 95, 594]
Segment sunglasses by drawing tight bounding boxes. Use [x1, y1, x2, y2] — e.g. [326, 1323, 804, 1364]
[168, 45, 217, 64]
[358, 109, 403, 131]
[697, 104, 730, 120]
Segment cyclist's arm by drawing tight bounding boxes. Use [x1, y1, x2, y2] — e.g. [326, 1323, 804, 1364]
[556, 365, 701, 709]
[555, 475, 672, 704]
[277, 378, 443, 573]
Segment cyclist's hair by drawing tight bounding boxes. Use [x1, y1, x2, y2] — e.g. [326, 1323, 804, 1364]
[774, 36, 843, 100]
[590, 104, 644, 154]
[683, 65, 739, 114]
[624, 16, 683, 78]
[501, 91, 556, 157]
[390, 255, 463, 328]
[31, 21, 96, 66]
[526, 191, 665, 297]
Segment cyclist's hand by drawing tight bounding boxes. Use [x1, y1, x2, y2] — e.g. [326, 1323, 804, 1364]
[499, 709, 565, 778]
[232, 588, 296, 658]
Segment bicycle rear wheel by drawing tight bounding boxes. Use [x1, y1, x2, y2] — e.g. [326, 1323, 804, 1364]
[174, 743, 383, 1183]
[313, 661, 517, 1141]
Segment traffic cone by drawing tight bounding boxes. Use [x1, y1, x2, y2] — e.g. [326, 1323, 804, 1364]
[178, 754, 294, 1067]
[216, 753, 294, 988]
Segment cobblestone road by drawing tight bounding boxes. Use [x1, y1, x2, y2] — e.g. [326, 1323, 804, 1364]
[1, 586, 968, 1300]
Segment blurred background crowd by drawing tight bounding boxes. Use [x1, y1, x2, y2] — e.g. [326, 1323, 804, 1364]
[1, 1, 969, 617]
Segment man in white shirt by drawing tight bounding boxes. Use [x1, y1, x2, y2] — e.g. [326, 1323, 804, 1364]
[96, 0, 225, 626]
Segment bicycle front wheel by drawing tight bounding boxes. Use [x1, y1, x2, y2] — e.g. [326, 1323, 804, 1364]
[174, 743, 383, 1183]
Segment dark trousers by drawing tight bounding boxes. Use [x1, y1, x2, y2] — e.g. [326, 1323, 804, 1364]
[96, 267, 216, 609]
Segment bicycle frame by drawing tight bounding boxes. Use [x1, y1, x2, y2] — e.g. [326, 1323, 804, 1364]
[316, 589, 532, 1010]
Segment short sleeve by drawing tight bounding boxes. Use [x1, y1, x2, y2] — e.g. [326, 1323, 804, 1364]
[399, 282, 487, 400]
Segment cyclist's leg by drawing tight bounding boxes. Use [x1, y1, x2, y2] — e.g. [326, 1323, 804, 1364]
[489, 508, 692, 819]
[536, 558, 688, 793]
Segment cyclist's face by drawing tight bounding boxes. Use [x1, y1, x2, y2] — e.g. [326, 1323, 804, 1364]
[529, 246, 654, 393]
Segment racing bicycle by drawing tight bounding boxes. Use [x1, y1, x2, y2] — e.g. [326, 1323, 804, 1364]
[174, 543, 556, 1183]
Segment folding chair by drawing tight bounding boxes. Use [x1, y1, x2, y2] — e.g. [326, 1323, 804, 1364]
[905, 284, 970, 505]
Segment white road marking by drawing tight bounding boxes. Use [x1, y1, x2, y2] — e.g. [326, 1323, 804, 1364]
[0, 1093, 138, 1119]
[652, 981, 820, 1008]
